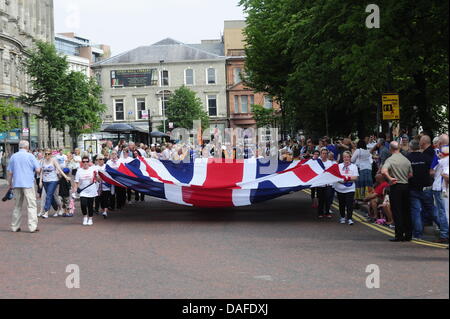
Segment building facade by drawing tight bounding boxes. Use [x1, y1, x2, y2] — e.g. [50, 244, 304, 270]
[55, 33, 111, 77]
[92, 38, 228, 144]
[0, 0, 55, 152]
[224, 20, 277, 130]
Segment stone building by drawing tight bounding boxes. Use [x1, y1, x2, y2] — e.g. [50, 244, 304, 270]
[0, 0, 56, 151]
[92, 38, 228, 145]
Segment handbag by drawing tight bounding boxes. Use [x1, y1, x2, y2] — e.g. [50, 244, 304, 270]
[77, 171, 97, 194]
[77, 182, 95, 194]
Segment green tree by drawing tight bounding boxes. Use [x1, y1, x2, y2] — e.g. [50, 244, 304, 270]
[240, 0, 449, 137]
[61, 72, 106, 149]
[0, 98, 23, 155]
[164, 86, 210, 131]
[21, 41, 106, 148]
[251, 104, 280, 128]
[20, 41, 69, 147]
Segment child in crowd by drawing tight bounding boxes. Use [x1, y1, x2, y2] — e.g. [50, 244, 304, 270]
[59, 168, 73, 217]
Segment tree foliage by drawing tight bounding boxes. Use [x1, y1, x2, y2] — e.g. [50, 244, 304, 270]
[62, 72, 106, 146]
[165, 86, 210, 131]
[251, 104, 280, 128]
[0, 98, 23, 133]
[21, 41, 106, 146]
[240, 0, 449, 137]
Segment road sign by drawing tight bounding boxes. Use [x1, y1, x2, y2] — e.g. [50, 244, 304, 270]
[382, 93, 400, 120]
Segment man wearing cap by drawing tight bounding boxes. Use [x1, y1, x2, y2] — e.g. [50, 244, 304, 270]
[7, 141, 41, 233]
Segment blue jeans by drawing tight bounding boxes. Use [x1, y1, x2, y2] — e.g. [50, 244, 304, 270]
[433, 191, 449, 239]
[43, 181, 59, 212]
[421, 189, 436, 225]
[410, 189, 434, 238]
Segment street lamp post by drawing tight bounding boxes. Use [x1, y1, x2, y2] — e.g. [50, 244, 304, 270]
[160, 60, 166, 133]
[147, 106, 152, 146]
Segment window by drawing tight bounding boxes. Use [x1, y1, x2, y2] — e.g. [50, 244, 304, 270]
[95, 72, 101, 85]
[233, 67, 242, 84]
[234, 95, 239, 113]
[208, 95, 217, 117]
[250, 95, 255, 107]
[161, 70, 169, 86]
[136, 98, 146, 120]
[241, 95, 249, 113]
[114, 99, 125, 121]
[207, 68, 216, 84]
[161, 95, 170, 116]
[185, 69, 194, 85]
[264, 96, 273, 109]
[150, 69, 159, 86]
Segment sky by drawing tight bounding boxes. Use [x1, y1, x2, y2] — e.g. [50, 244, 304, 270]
[53, 0, 246, 56]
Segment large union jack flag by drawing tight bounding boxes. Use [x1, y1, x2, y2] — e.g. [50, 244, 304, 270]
[99, 157, 344, 208]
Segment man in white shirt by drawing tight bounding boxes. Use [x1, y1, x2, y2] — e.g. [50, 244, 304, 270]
[431, 145, 449, 244]
[161, 144, 173, 161]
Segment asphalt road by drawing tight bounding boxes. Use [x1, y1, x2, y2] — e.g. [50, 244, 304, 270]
[0, 185, 448, 299]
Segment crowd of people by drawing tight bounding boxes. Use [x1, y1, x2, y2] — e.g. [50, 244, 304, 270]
[278, 133, 449, 244]
[4, 132, 449, 246]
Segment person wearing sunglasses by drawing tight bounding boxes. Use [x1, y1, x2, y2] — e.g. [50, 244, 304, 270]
[39, 149, 70, 219]
[73, 156, 99, 226]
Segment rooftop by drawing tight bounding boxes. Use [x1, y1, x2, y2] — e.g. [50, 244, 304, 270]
[94, 38, 225, 66]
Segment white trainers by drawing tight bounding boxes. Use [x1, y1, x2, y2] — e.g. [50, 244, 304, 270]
[42, 212, 49, 219]
[37, 212, 43, 217]
[53, 212, 59, 217]
[102, 212, 108, 219]
[83, 216, 88, 226]
[87, 218, 93, 226]
[339, 218, 346, 224]
[348, 219, 354, 226]
[58, 210, 64, 216]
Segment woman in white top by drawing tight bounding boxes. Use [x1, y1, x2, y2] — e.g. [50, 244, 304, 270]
[95, 154, 112, 218]
[73, 148, 82, 171]
[73, 156, 99, 226]
[106, 150, 124, 210]
[39, 149, 70, 219]
[335, 151, 359, 225]
[352, 140, 373, 201]
[119, 147, 134, 204]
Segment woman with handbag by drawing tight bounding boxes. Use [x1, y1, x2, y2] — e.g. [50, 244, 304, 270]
[39, 149, 70, 219]
[73, 156, 99, 226]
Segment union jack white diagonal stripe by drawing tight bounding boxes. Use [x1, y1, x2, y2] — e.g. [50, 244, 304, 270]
[99, 157, 344, 208]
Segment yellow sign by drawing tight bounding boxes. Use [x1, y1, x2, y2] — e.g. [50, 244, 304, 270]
[382, 94, 400, 120]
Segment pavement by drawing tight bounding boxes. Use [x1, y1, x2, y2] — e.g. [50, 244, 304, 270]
[0, 184, 448, 299]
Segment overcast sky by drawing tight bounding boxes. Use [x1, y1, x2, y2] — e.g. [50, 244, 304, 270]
[54, 0, 246, 56]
